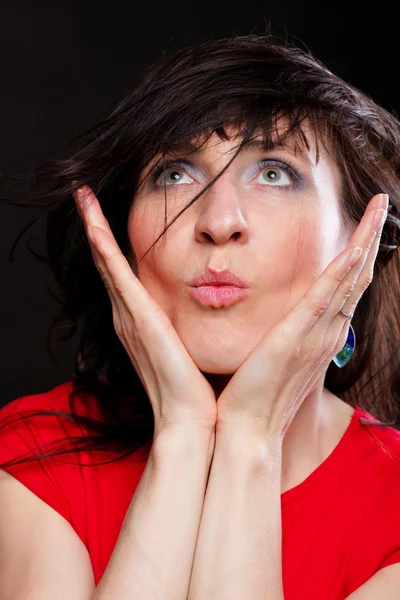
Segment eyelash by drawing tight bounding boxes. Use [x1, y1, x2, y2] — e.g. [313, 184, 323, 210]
[149, 158, 303, 189]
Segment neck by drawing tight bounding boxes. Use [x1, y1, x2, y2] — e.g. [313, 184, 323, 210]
[203, 372, 350, 495]
[280, 380, 353, 493]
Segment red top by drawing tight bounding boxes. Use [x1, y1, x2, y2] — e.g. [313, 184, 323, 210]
[1, 380, 400, 598]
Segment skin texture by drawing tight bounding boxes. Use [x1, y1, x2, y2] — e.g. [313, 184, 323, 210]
[73, 120, 397, 597]
[127, 118, 357, 492]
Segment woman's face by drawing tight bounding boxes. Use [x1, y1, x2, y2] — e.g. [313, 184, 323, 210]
[128, 120, 352, 376]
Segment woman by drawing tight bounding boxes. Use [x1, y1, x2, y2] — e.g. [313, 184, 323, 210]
[0, 32, 399, 599]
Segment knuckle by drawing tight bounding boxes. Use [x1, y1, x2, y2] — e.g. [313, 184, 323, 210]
[364, 238, 374, 252]
[360, 271, 374, 289]
[309, 298, 329, 317]
[104, 249, 123, 263]
[113, 281, 128, 296]
[100, 275, 112, 292]
[332, 272, 344, 286]
[341, 280, 356, 298]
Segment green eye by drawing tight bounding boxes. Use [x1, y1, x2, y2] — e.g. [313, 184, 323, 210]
[263, 169, 281, 181]
[258, 166, 292, 186]
[166, 169, 181, 183]
[152, 164, 194, 186]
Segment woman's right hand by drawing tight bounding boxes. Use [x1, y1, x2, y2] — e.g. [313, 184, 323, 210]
[73, 185, 217, 439]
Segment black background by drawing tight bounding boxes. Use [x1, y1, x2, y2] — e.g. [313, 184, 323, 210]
[1, 0, 398, 404]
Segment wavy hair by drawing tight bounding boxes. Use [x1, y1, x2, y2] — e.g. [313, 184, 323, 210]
[1, 30, 400, 469]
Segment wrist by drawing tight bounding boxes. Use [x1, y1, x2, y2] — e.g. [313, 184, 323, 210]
[215, 424, 283, 465]
[153, 423, 216, 461]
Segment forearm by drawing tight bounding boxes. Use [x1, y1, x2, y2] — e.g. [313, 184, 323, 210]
[92, 426, 215, 600]
[188, 428, 285, 600]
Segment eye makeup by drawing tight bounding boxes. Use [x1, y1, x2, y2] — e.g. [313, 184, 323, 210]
[149, 156, 304, 190]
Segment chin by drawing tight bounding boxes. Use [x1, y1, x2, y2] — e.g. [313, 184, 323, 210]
[176, 323, 263, 374]
[187, 349, 247, 374]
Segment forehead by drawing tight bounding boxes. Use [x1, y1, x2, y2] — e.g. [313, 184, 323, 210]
[163, 115, 331, 166]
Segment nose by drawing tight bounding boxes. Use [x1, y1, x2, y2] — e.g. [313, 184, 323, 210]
[194, 176, 250, 245]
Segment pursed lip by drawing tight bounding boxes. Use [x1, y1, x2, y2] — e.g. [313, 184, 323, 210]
[189, 267, 249, 288]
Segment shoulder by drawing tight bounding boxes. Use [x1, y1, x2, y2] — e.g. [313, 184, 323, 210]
[0, 381, 75, 419]
[335, 404, 400, 587]
[0, 380, 102, 436]
[0, 381, 97, 469]
[0, 382, 81, 522]
[335, 403, 400, 526]
[350, 404, 400, 530]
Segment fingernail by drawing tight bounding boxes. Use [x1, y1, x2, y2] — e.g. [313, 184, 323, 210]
[378, 194, 389, 210]
[348, 246, 363, 266]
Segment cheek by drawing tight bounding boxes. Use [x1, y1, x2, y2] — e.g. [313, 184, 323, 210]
[127, 209, 152, 263]
[268, 208, 344, 313]
[127, 198, 163, 252]
[127, 204, 184, 310]
[127, 201, 169, 272]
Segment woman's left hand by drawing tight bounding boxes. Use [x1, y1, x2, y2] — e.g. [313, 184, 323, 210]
[216, 193, 388, 442]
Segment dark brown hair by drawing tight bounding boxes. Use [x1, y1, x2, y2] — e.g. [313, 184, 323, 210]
[1, 30, 400, 469]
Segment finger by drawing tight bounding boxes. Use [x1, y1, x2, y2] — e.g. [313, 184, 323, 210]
[281, 194, 387, 345]
[84, 226, 122, 310]
[346, 193, 389, 249]
[336, 207, 387, 319]
[73, 186, 122, 308]
[86, 225, 135, 301]
[74, 185, 115, 242]
[319, 199, 387, 328]
[309, 203, 387, 355]
[74, 187, 173, 337]
[74, 186, 147, 307]
[87, 222, 160, 333]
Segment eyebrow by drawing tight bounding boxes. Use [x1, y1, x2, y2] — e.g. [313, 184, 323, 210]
[166, 137, 314, 165]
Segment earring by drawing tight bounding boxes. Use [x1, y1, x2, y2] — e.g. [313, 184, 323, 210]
[332, 321, 356, 368]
